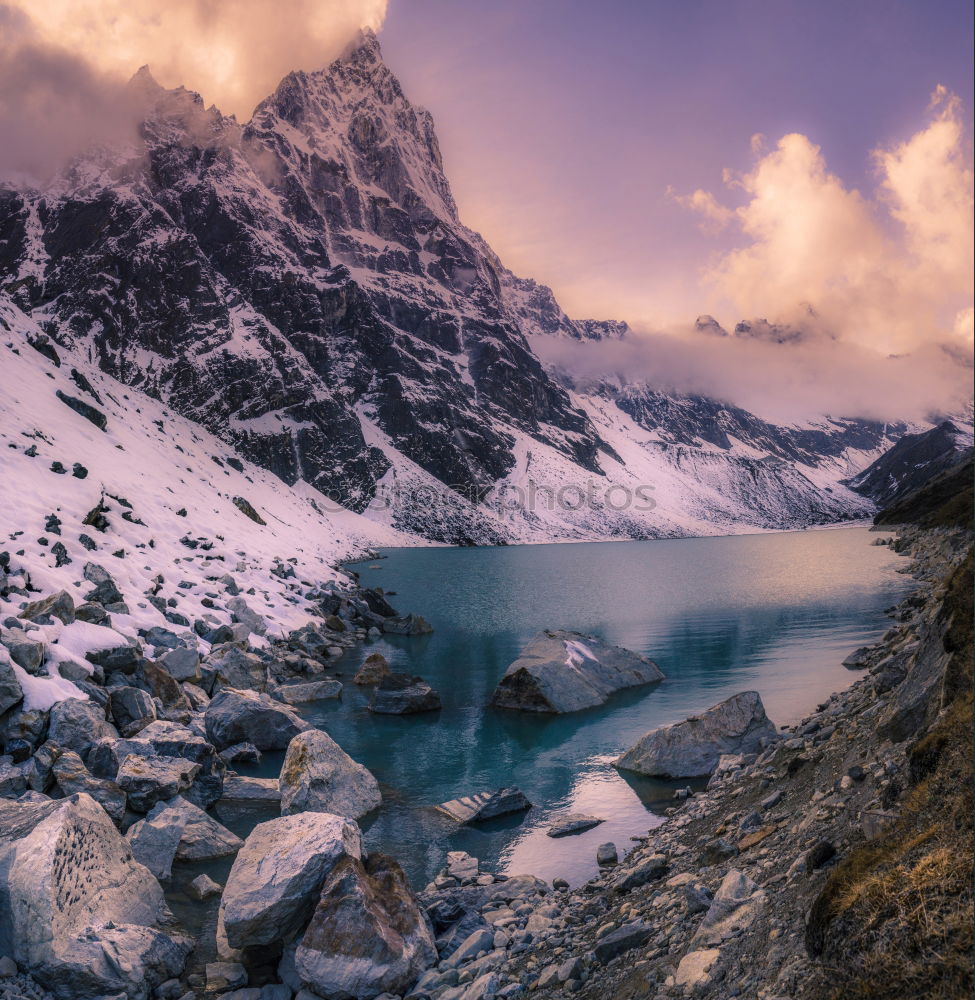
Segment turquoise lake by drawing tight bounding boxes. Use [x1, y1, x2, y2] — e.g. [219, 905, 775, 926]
[226, 525, 911, 890]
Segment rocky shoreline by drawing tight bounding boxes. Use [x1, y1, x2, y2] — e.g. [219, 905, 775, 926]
[1, 510, 970, 1000]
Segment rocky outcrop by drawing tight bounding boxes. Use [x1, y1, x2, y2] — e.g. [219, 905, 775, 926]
[205, 688, 310, 750]
[614, 691, 779, 778]
[0, 793, 190, 1000]
[291, 853, 437, 999]
[491, 631, 664, 713]
[279, 729, 382, 819]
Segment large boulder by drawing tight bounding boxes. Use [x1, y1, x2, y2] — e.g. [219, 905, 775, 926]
[280, 729, 381, 820]
[220, 812, 362, 950]
[292, 853, 437, 999]
[490, 630, 664, 713]
[368, 672, 442, 715]
[205, 688, 309, 750]
[0, 793, 190, 999]
[0, 631, 45, 674]
[48, 698, 118, 757]
[205, 645, 268, 692]
[614, 691, 778, 778]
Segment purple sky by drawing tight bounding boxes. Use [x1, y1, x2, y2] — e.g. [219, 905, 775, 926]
[378, 0, 973, 325]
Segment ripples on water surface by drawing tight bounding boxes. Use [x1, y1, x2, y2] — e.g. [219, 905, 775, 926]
[234, 526, 911, 888]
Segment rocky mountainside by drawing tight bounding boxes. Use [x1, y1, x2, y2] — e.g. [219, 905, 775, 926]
[0, 30, 918, 543]
[846, 419, 973, 507]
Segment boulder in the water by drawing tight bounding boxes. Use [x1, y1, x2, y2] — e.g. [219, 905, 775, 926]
[353, 652, 391, 686]
[369, 672, 442, 714]
[490, 630, 664, 714]
[546, 813, 605, 837]
[279, 729, 382, 820]
[614, 691, 778, 778]
[437, 787, 532, 825]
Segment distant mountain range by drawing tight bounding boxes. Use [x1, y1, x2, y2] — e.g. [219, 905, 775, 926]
[1, 30, 967, 544]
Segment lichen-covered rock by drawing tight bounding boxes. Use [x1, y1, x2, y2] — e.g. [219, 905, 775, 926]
[614, 691, 778, 778]
[292, 853, 437, 999]
[353, 652, 391, 685]
[490, 630, 664, 714]
[0, 793, 189, 999]
[280, 729, 381, 820]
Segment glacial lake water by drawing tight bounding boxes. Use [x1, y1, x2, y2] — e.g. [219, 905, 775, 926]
[216, 525, 912, 894]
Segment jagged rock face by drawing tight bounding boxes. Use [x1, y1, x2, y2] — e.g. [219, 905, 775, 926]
[845, 420, 973, 505]
[0, 30, 925, 540]
[0, 31, 607, 517]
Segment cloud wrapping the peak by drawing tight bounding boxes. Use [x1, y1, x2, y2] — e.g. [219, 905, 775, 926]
[0, 0, 387, 179]
[679, 88, 973, 355]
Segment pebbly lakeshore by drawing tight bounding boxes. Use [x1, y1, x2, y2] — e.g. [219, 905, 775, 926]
[0, 463, 971, 1000]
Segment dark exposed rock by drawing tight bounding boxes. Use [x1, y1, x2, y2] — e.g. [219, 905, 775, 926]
[54, 390, 107, 430]
[368, 671, 442, 714]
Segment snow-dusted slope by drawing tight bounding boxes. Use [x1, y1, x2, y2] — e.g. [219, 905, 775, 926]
[0, 30, 916, 543]
[0, 298, 414, 706]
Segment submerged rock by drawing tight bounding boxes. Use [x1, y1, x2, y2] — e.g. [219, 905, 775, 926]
[437, 787, 532, 825]
[381, 614, 433, 636]
[546, 813, 605, 837]
[279, 729, 382, 820]
[292, 853, 437, 1000]
[614, 690, 778, 778]
[490, 630, 664, 713]
[368, 672, 442, 714]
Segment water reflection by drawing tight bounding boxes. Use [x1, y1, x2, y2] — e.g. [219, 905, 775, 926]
[238, 527, 907, 888]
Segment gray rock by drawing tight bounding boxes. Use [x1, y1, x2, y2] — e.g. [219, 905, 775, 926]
[292, 853, 437, 999]
[546, 813, 604, 837]
[279, 729, 381, 820]
[596, 842, 618, 866]
[227, 596, 268, 636]
[20, 591, 75, 625]
[613, 852, 668, 890]
[0, 652, 23, 714]
[443, 927, 495, 969]
[0, 793, 190, 999]
[205, 688, 310, 750]
[51, 751, 126, 824]
[368, 672, 442, 714]
[48, 698, 118, 757]
[116, 753, 201, 812]
[82, 562, 124, 606]
[490, 630, 664, 713]
[108, 686, 158, 737]
[592, 922, 651, 964]
[206, 646, 267, 692]
[126, 802, 186, 880]
[381, 614, 433, 636]
[220, 812, 362, 950]
[188, 873, 223, 900]
[0, 633, 44, 674]
[220, 742, 261, 765]
[207, 961, 247, 993]
[0, 759, 28, 798]
[160, 646, 201, 683]
[438, 787, 532, 825]
[272, 678, 343, 704]
[692, 869, 765, 945]
[221, 776, 281, 802]
[614, 690, 778, 778]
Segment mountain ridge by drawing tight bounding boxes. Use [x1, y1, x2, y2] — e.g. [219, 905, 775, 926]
[0, 29, 948, 543]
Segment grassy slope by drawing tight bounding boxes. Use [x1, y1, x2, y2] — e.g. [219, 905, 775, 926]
[805, 462, 973, 999]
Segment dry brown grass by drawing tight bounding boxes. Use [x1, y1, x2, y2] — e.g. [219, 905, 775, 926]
[804, 546, 973, 1000]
